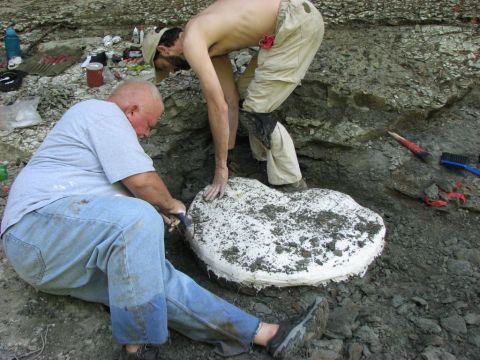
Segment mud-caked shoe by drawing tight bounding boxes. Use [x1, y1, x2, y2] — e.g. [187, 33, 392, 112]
[267, 297, 329, 360]
[120, 345, 160, 360]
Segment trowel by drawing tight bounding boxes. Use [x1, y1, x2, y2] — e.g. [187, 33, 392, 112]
[175, 212, 194, 241]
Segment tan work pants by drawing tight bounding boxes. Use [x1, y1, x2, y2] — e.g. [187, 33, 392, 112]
[237, 0, 324, 185]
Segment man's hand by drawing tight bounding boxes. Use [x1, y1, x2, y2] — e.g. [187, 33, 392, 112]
[122, 172, 188, 231]
[204, 166, 228, 201]
[161, 213, 180, 232]
[161, 198, 186, 232]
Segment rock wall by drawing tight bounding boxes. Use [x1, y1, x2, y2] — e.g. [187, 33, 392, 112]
[285, 24, 479, 148]
[318, 0, 479, 25]
[3, 0, 479, 34]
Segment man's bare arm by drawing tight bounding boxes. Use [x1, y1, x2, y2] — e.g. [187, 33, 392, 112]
[122, 171, 185, 215]
[211, 55, 239, 150]
[183, 33, 230, 200]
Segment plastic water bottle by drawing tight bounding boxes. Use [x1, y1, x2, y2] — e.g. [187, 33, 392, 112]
[0, 164, 9, 196]
[132, 26, 140, 44]
[139, 25, 144, 45]
[4, 27, 22, 61]
[0, 164, 7, 182]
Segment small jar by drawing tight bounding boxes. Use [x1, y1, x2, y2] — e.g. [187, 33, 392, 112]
[86, 62, 104, 88]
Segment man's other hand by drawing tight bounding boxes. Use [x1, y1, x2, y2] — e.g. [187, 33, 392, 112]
[161, 213, 180, 232]
[161, 198, 186, 231]
[204, 166, 228, 201]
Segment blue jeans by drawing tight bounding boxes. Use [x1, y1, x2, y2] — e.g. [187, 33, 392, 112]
[2, 195, 260, 356]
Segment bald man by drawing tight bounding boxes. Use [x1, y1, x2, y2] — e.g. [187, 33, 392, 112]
[1, 80, 328, 359]
[143, 0, 324, 201]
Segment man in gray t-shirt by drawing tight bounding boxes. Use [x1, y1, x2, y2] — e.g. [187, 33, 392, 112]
[0, 80, 329, 359]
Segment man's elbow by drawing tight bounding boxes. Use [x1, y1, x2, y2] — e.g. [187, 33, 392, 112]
[122, 172, 155, 194]
[210, 100, 229, 118]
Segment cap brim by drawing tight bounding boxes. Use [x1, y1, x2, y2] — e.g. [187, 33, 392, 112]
[142, 27, 171, 84]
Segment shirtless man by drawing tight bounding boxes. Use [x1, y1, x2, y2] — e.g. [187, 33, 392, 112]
[143, 0, 324, 200]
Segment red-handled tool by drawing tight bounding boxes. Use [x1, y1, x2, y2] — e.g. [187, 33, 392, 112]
[388, 131, 432, 163]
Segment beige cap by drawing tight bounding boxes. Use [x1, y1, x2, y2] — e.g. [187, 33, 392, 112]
[142, 27, 170, 84]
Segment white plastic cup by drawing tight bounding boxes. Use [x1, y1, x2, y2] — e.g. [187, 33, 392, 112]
[103, 35, 113, 47]
[7, 56, 22, 69]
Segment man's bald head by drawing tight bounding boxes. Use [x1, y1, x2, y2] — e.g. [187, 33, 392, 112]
[108, 80, 164, 138]
[108, 79, 163, 112]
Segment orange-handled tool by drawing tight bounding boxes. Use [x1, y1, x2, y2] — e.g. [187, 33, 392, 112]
[388, 131, 432, 163]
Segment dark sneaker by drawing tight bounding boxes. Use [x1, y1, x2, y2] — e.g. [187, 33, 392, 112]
[267, 297, 329, 360]
[119, 345, 160, 360]
[275, 178, 308, 193]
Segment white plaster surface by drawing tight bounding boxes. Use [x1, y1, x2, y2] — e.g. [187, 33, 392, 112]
[188, 177, 386, 289]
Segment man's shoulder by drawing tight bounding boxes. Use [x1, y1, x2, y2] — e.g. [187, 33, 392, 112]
[74, 99, 114, 110]
[67, 99, 122, 118]
[57, 99, 125, 133]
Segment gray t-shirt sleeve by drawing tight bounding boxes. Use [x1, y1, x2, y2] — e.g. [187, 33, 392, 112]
[86, 113, 155, 184]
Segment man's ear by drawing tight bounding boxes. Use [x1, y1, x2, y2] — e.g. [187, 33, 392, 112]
[157, 45, 170, 56]
[125, 104, 139, 120]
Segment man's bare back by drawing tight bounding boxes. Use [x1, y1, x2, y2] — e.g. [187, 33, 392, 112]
[185, 0, 281, 57]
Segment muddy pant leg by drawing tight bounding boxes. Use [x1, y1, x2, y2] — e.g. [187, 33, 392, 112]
[164, 262, 260, 356]
[249, 123, 302, 185]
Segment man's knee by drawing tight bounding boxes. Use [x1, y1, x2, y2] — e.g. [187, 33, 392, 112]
[2, 229, 45, 286]
[239, 110, 281, 149]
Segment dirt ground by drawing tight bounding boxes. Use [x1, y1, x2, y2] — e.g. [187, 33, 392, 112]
[1, 1, 480, 360]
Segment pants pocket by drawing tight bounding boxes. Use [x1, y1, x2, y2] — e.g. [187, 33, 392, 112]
[3, 233, 46, 286]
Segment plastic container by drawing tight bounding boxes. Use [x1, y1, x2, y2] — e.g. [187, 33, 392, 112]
[132, 26, 140, 44]
[139, 25, 144, 45]
[4, 27, 22, 61]
[86, 62, 104, 88]
[0, 164, 7, 182]
[90, 51, 107, 66]
[103, 35, 113, 47]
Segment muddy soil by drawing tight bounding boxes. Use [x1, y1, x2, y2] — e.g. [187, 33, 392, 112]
[1, 1, 480, 360]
